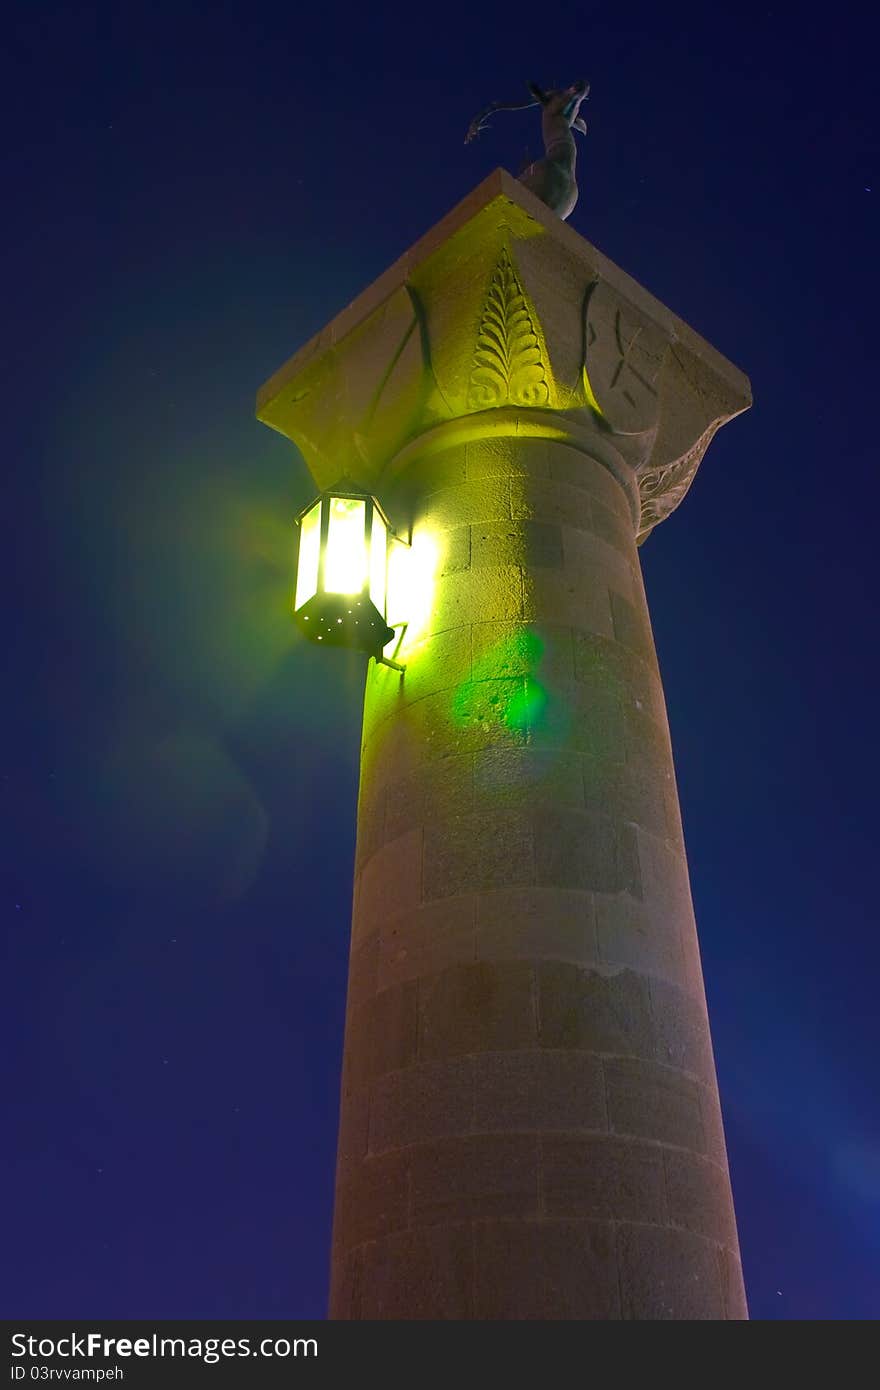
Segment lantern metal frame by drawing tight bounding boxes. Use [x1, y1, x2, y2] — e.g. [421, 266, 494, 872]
[292, 483, 409, 669]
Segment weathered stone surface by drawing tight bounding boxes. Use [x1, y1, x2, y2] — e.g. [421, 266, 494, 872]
[345, 980, 419, 1088]
[595, 890, 686, 988]
[543, 1135, 666, 1222]
[423, 808, 535, 900]
[548, 443, 632, 518]
[333, 1149, 410, 1248]
[535, 809, 641, 895]
[471, 619, 574, 686]
[360, 1224, 474, 1320]
[617, 1223, 726, 1320]
[605, 1056, 705, 1152]
[369, 1057, 475, 1153]
[473, 1219, 619, 1319]
[377, 896, 476, 992]
[650, 976, 716, 1078]
[353, 828, 422, 941]
[411, 1134, 540, 1226]
[384, 753, 473, 841]
[419, 960, 536, 1060]
[522, 566, 615, 638]
[474, 747, 583, 814]
[474, 1050, 607, 1133]
[664, 1150, 738, 1246]
[537, 962, 654, 1057]
[476, 886, 597, 964]
[467, 435, 552, 480]
[718, 1244, 749, 1320]
[510, 474, 593, 533]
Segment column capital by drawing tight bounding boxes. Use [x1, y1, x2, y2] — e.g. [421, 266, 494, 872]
[257, 169, 751, 541]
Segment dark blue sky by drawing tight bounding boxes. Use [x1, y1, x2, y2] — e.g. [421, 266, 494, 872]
[3, 1, 878, 1320]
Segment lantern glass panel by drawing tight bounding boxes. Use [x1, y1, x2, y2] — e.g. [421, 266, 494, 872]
[294, 500, 321, 611]
[369, 508, 387, 617]
[325, 496, 366, 595]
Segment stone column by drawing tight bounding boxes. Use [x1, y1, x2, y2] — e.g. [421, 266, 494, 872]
[257, 171, 751, 1320]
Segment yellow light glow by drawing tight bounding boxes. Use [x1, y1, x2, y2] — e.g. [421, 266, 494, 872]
[294, 501, 321, 610]
[324, 497, 366, 595]
[387, 527, 439, 650]
[369, 509, 387, 613]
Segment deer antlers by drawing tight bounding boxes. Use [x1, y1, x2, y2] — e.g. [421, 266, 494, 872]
[464, 95, 540, 145]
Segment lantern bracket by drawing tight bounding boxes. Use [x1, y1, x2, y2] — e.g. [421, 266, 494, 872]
[376, 620, 408, 672]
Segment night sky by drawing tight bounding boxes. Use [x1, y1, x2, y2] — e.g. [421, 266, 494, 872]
[4, 2, 878, 1321]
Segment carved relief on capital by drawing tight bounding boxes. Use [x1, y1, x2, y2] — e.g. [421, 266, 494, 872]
[466, 248, 550, 409]
[257, 284, 430, 490]
[258, 191, 750, 530]
[634, 341, 750, 542]
[580, 280, 668, 437]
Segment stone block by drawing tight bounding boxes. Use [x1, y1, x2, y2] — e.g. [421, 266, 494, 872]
[522, 567, 614, 638]
[430, 565, 524, 634]
[610, 587, 654, 658]
[476, 886, 597, 965]
[438, 525, 471, 574]
[329, 1245, 362, 1319]
[617, 1223, 725, 1320]
[510, 476, 593, 533]
[534, 808, 641, 896]
[467, 436, 552, 479]
[537, 961, 654, 1057]
[419, 960, 536, 1061]
[407, 624, 474, 702]
[333, 1148, 410, 1248]
[567, 677, 627, 763]
[354, 783, 386, 874]
[345, 935, 378, 1015]
[360, 1224, 475, 1319]
[353, 828, 423, 941]
[623, 701, 675, 776]
[650, 976, 715, 1080]
[423, 808, 534, 900]
[345, 980, 419, 1089]
[592, 498, 637, 556]
[548, 445, 633, 520]
[473, 1049, 607, 1133]
[410, 1133, 539, 1226]
[562, 525, 637, 601]
[718, 1244, 749, 1320]
[334, 1084, 369, 1184]
[699, 1081, 731, 1168]
[582, 751, 679, 843]
[595, 890, 686, 988]
[574, 629, 661, 723]
[605, 1056, 705, 1152]
[471, 620, 574, 686]
[408, 679, 531, 765]
[369, 1057, 475, 1153]
[473, 1219, 619, 1319]
[470, 519, 563, 570]
[384, 753, 474, 841]
[419, 478, 511, 531]
[664, 1150, 738, 1247]
[542, 1135, 666, 1222]
[377, 896, 477, 992]
[634, 828, 698, 947]
[474, 746, 584, 812]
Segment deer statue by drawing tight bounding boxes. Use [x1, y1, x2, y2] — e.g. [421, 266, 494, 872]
[465, 80, 590, 221]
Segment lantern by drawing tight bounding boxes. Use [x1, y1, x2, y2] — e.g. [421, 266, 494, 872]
[292, 483, 403, 662]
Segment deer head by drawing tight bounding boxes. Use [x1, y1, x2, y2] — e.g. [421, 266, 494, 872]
[527, 80, 590, 135]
